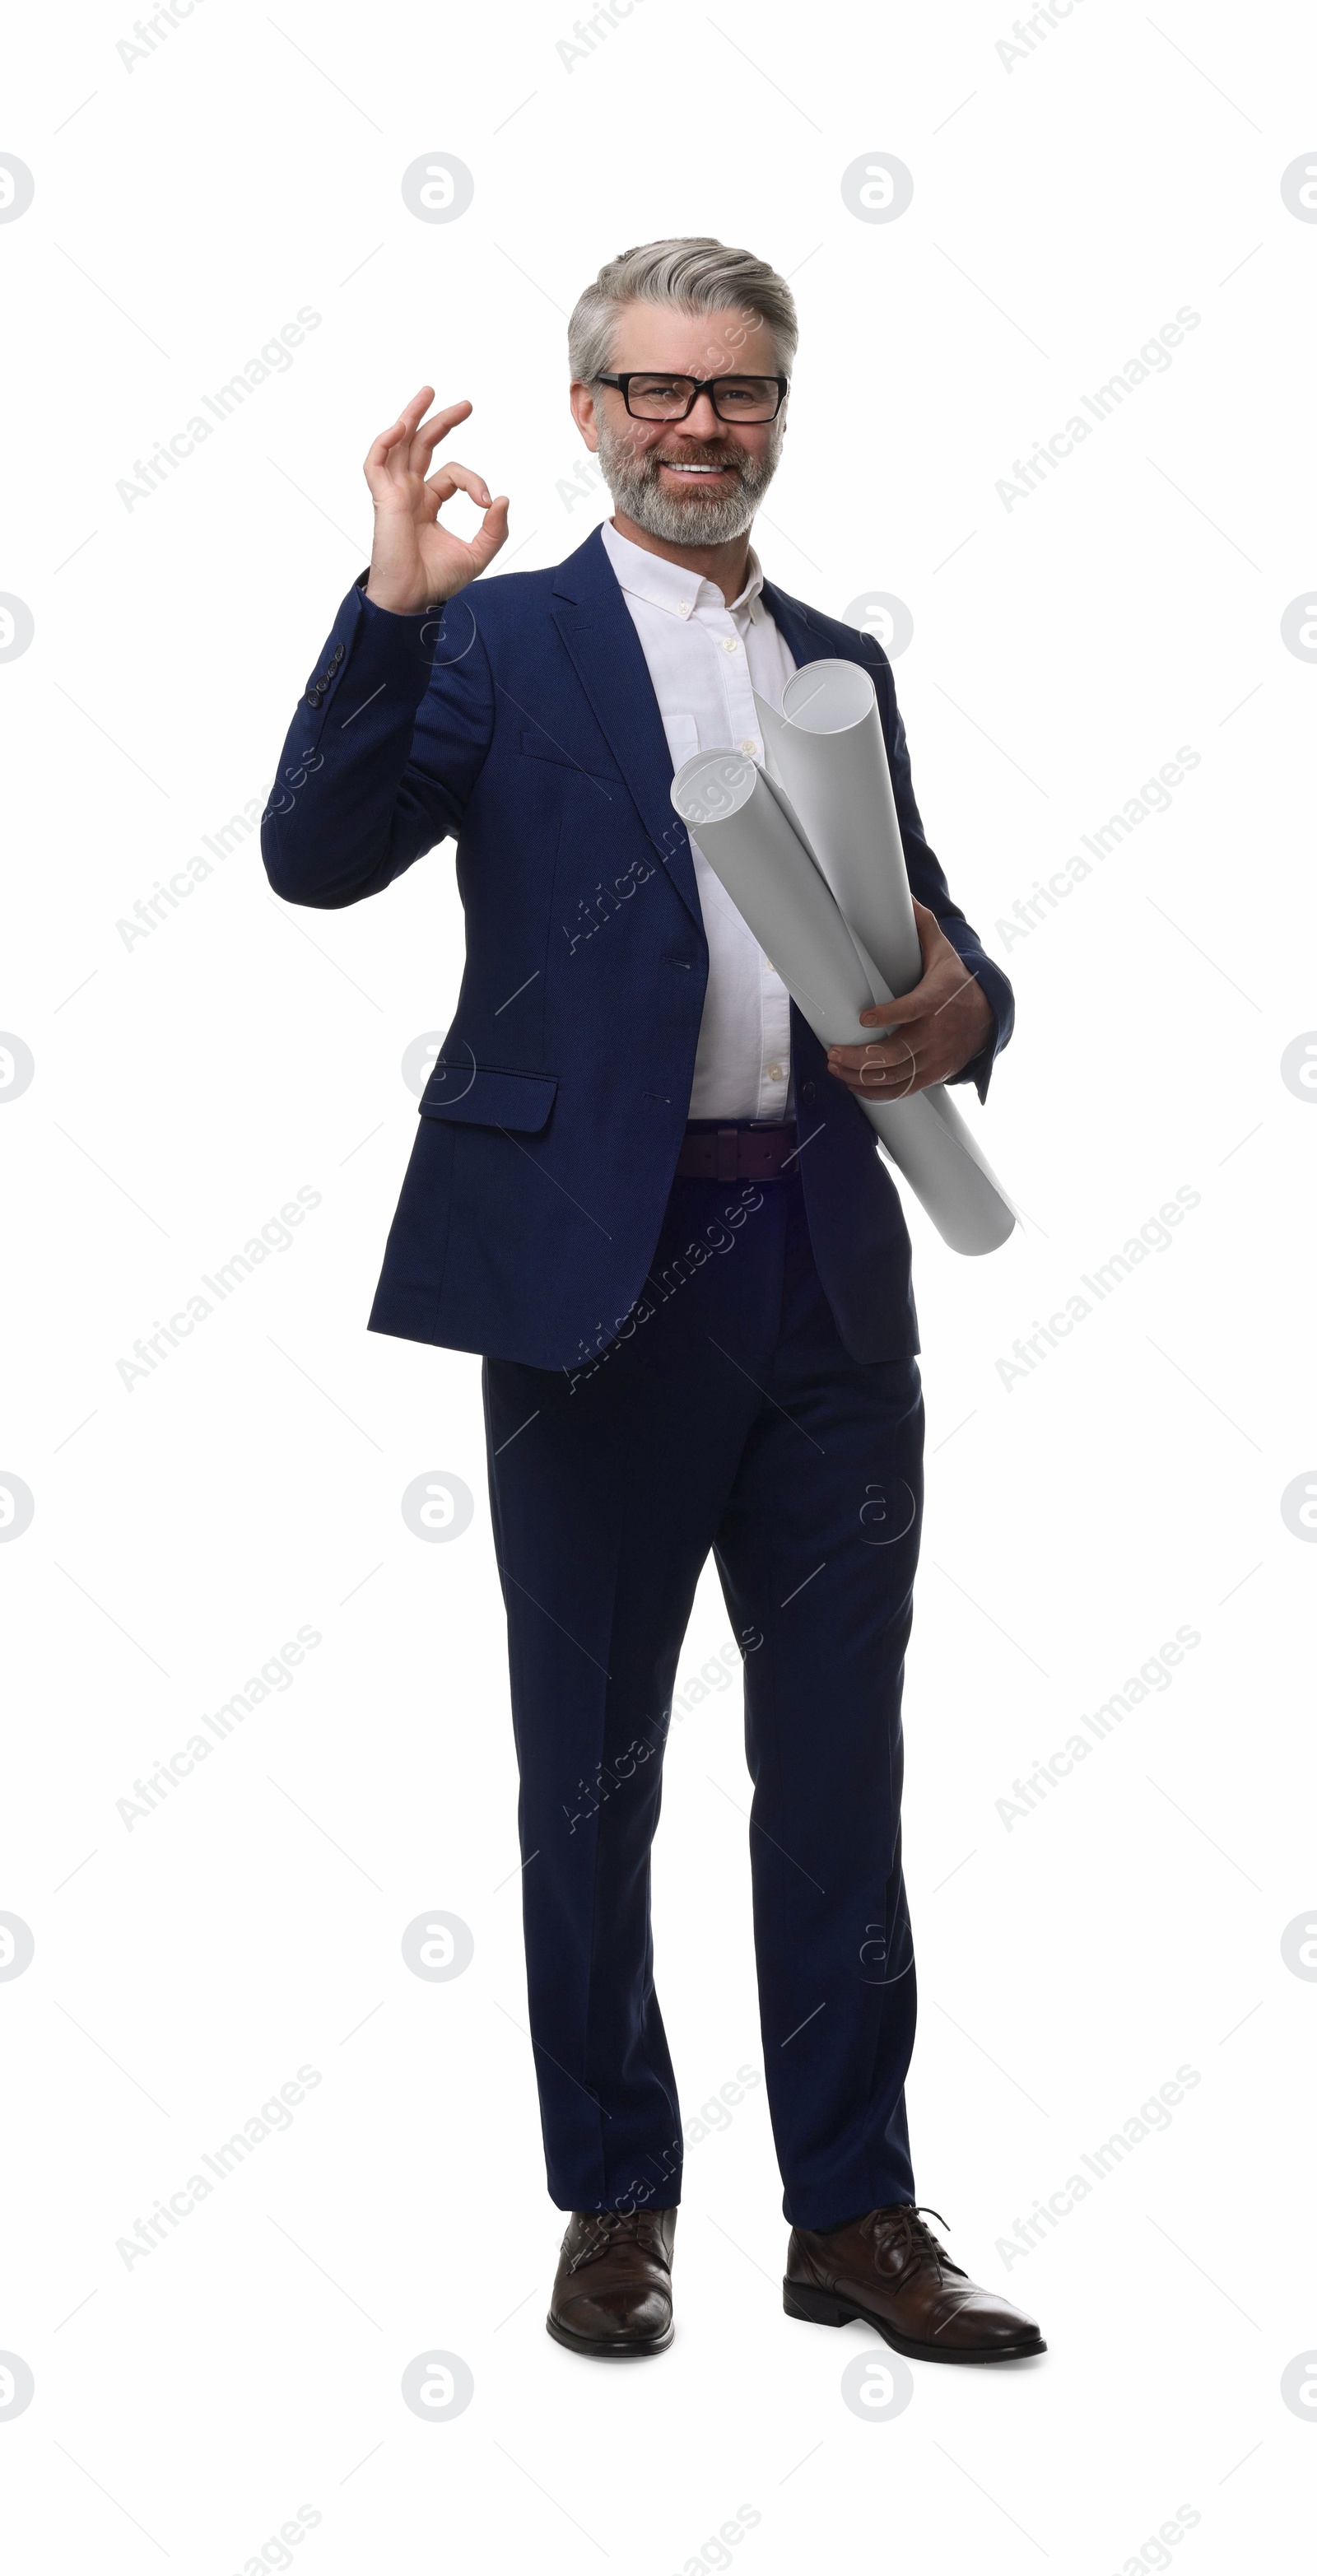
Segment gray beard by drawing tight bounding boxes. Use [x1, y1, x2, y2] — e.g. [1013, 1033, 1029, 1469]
[593, 414, 784, 546]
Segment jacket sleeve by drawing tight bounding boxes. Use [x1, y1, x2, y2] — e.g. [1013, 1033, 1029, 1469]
[261, 573, 495, 910]
[868, 645, 1015, 1105]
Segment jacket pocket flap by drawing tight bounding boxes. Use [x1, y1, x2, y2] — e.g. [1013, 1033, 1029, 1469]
[418, 1061, 559, 1133]
[519, 729, 617, 780]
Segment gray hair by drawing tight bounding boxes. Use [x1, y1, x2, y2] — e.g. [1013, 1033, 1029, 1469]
[568, 236, 798, 384]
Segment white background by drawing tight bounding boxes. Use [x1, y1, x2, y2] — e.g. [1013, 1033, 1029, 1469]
[2, 0, 1315, 2567]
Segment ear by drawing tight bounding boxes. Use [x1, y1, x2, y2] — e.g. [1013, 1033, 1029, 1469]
[569, 379, 600, 453]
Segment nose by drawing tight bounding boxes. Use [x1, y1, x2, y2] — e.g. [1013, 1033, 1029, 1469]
[683, 390, 723, 440]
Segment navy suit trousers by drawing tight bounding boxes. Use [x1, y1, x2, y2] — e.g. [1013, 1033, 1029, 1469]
[482, 1162, 924, 2231]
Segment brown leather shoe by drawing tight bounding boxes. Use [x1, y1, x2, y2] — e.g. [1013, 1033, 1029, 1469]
[547, 2206, 677, 2359]
[784, 2204, 1045, 2364]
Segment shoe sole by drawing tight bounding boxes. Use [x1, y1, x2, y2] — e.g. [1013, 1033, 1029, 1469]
[782, 2278, 1045, 2364]
[546, 2312, 674, 2359]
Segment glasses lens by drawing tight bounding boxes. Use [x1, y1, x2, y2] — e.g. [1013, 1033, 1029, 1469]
[626, 375, 697, 418]
[710, 377, 781, 420]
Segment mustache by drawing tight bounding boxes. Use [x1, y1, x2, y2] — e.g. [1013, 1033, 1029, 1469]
[645, 441, 747, 473]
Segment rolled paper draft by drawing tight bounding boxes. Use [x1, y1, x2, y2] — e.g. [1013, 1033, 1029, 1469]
[755, 659, 923, 1003]
[669, 749, 1016, 1256]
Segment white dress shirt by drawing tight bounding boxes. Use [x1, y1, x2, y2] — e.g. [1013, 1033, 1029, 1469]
[600, 519, 798, 1122]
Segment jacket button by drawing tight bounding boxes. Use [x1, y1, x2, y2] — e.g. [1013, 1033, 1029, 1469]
[802, 1079, 817, 1102]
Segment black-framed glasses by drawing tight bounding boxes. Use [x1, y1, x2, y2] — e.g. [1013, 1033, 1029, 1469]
[596, 371, 789, 423]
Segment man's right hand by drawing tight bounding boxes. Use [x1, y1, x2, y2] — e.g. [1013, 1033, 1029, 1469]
[362, 388, 510, 613]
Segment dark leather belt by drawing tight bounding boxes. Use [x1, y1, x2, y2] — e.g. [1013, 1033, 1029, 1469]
[674, 1123, 798, 1181]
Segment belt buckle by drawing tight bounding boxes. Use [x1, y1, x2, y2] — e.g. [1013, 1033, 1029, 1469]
[715, 1125, 739, 1183]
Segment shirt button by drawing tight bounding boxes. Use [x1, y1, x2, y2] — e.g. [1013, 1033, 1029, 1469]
[766, 1063, 784, 1082]
[720, 635, 739, 653]
[678, 602, 693, 617]
[740, 738, 759, 755]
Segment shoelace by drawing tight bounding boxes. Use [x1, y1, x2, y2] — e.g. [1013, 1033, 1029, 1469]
[565, 2210, 663, 2275]
[863, 2203, 967, 2285]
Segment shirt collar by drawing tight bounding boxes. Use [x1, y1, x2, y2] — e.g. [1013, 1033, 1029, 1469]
[601, 517, 766, 621]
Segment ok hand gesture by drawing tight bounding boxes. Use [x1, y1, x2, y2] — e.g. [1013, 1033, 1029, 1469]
[363, 388, 509, 613]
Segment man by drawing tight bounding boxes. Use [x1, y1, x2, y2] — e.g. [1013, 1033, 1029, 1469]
[263, 237, 1045, 2367]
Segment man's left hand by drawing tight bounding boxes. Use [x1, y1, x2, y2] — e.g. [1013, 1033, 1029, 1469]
[826, 899, 994, 1102]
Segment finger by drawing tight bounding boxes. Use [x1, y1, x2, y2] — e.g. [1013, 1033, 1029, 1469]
[406, 398, 473, 475]
[848, 1060, 925, 1095]
[827, 1039, 928, 1091]
[363, 426, 406, 499]
[860, 970, 939, 1023]
[425, 459, 495, 510]
[860, 972, 933, 1022]
[856, 1067, 933, 1098]
[830, 1054, 929, 1100]
[859, 901, 952, 1022]
[827, 1046, 920, 1074]
[363, 387, 439, 477]
[399, 384, 440, 432]
[463, 494, 511, 575]
[860, 971, 963, 1027]
[365, 445, 417, 507]
[910, 897, 943, 954]
[829, 1027, 932, 1067]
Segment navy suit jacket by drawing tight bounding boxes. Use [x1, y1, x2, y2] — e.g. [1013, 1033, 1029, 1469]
[261, 525, 1013, 1372]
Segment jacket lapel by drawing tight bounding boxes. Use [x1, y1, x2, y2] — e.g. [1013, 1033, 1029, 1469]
[551, 529, 702, 932]
[759, 581, 852, 677]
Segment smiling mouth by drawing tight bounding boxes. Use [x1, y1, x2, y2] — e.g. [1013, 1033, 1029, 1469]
[657, 457, 738, 477]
